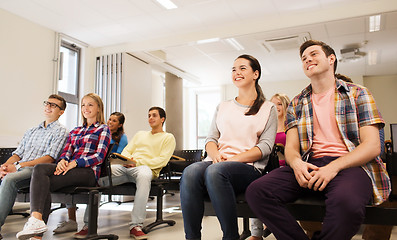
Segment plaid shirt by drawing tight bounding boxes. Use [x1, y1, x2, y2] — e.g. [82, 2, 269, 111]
[286, 79, 391, 205]
[59, 122, 110, 181]
[13, 120, 68, 163]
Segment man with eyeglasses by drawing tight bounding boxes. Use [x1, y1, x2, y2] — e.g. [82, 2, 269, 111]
[0, 94, 68, 239]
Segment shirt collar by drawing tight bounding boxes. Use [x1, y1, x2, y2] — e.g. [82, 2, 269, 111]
[84, 121, 100, 128]
[39, 119, 59, 129]
[335, 78, 350, 92]
[301, 83, 312, 97]
[301, 78, 349, 97]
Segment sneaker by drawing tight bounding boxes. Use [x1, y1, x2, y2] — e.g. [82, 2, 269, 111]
[130, 226, 147, 240]
[53, 220, 78, 234]
[16, 217, 48, 240]
[73, 225, 88, 239]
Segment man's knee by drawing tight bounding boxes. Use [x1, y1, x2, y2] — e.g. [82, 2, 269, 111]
[245, 177, 272, 206]
[0, 174, 18, 189]
[246, 179, 259, 200]
[329, 194, 366, 219]
[136, 166, 153, 182]
[111, 164, 126, 176]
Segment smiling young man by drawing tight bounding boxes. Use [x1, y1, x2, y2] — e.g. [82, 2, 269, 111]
[0, 94, 68, 239]
[245, 40, 391, 240]
[74, 106, 176, 240]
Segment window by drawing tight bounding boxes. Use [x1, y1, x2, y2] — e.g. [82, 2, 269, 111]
[196, 90, 221, 149]
[58, 41, 80, 130]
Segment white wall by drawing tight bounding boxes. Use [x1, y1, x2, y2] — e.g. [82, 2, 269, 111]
[151, 70, 165, 108]
[364, 74, 397, 141]
[0, 9, 97, 147]
[0, 9, 55, 147]
[120, 54, 153, 140]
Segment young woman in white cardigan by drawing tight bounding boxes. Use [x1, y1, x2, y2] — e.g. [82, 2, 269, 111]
[180, 54, 277, 240]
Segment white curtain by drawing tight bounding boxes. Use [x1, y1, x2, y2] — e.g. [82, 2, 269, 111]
[95, 53, 122, 118]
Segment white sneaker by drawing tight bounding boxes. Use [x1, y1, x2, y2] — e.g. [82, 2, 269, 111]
[16, 217, 48, 240]
[53, 220, 78, 234]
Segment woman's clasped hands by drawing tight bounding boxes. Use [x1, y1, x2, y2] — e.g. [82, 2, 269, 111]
[54, 159, 77, 175]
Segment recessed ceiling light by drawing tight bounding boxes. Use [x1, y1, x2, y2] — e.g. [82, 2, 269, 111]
[196, 38, 220, 44]
[369, 14, 381, 32]
[155, 0, 178, 10]
[225, 38, 245, 51]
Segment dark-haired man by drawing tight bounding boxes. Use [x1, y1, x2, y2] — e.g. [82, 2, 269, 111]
[246, 40, 390, 239]
[0, 94, 68, 239]
[74, 106, 176, 240]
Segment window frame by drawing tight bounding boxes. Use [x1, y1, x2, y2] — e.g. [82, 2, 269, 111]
[58, 40, 81, 105]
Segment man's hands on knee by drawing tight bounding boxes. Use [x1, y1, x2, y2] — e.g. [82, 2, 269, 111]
[290, 160, 319, 188]
[0, 163, 16, 179]
[307, 164, 339, 191]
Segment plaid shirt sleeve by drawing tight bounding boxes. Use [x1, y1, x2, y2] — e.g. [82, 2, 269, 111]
[355, 87, 385, 128]
[285, 99, 298, 131]
[58, 130, 74, 163]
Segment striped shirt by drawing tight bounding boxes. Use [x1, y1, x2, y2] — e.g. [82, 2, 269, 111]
[286, 79, 391, 205]
[59, 122, 110, 180]
[13, 120, 68, 163]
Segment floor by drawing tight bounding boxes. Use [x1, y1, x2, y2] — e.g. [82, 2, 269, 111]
[1, 193, 396, 240]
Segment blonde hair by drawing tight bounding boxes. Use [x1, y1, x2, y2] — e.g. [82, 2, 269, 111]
[81, 93, 105, 125]
[271, 93, 291, 120]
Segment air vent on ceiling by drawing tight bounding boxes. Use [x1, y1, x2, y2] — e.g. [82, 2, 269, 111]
[260, 32, 311, 53]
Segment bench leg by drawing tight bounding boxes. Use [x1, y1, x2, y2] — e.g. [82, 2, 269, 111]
[86, 190, 119, 240]
[239, 217, 251, 240]
[142, 185, 176, 233]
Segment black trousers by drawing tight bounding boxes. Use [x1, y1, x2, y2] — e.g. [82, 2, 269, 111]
[30, 163, 96, 222]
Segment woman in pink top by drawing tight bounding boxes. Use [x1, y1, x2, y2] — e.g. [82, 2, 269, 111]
[271, 93, 290, 167]
[180, 54, 277, 240]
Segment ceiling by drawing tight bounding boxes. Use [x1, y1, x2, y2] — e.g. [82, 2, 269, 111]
[1, 0, 397, 86]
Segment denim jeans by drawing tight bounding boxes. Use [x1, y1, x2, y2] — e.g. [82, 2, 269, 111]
[0, 167, 32, 230]
[180, 161, 262, 240]
[83, 164, 153, 228]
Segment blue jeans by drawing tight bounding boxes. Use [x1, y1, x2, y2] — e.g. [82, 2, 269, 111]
[83, 164, 153, 228]
[180, 161, 262, 240]
[0, 167, 32, 230]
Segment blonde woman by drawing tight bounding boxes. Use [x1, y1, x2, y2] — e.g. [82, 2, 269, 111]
[270, 93, 290, 166]
[16, 93, 111, 240]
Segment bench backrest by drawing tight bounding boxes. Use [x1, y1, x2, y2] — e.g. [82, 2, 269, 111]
[0, 148, 16, 164]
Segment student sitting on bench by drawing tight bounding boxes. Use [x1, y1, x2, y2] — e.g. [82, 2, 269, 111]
[16, 93, 111, 240]
[73, 106, 175, 240]
[246, 40, 391, 240]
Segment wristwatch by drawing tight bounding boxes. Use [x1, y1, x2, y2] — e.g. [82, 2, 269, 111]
[14, 162, 22, 171]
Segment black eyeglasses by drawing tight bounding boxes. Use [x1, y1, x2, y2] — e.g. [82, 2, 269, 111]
[43, 101, 63, 110]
